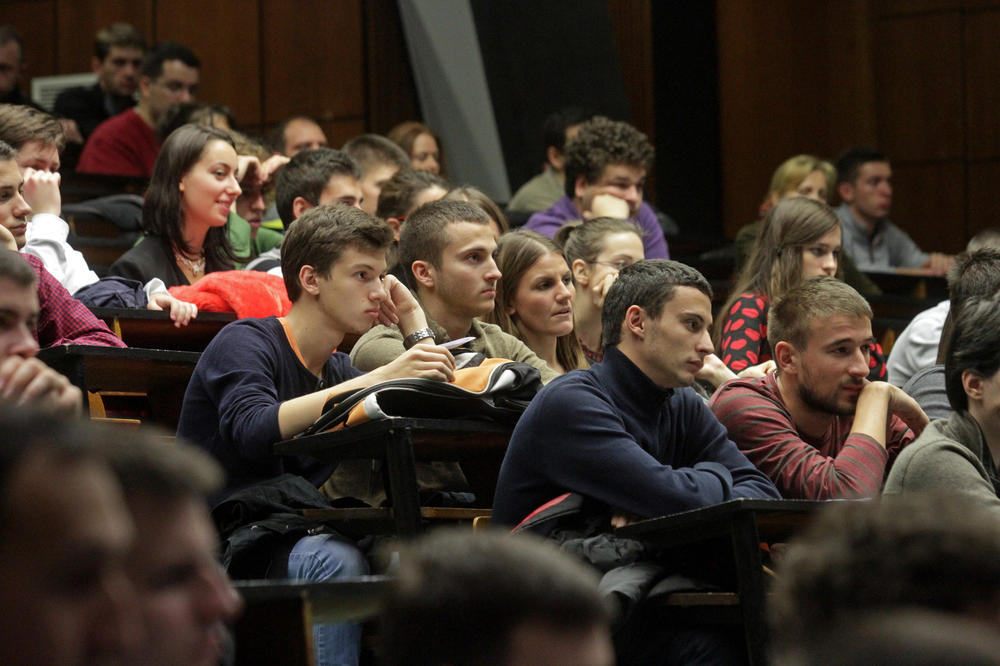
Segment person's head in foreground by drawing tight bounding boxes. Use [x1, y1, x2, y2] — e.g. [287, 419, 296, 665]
[379, 528, 615, 666]
[769, 494, 1000, 664]
[0, 409, 139, 665]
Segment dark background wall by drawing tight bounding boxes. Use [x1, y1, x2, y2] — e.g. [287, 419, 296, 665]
[3, 0, 997, 250]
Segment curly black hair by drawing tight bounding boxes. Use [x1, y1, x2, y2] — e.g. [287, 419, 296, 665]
[562, 116, 654, 198]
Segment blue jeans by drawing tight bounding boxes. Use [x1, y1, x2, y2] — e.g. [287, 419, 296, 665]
[284, 535, 369, 666]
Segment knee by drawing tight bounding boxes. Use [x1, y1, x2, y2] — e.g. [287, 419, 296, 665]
[288, 535, 369, 582]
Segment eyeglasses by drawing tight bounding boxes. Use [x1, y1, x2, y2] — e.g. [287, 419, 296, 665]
[587, 259, 634, 271]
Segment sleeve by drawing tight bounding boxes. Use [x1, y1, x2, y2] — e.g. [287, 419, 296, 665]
[26, 255, 125, 348]
[22, 214, 100, 294]
[718, 294, 769, 372]
[885, 438, 1000, 514]
[524, 382, 765, 519]
[636, 203, 669, 259]
[711, 381, 889, 499]
[522, 211, 564, 238]
[492, 329, 560, 384]
[884, 413, 916, 465]
[869, 342, 888, 382]
[349, 324, 405, 371]
[195, 326, 286, 462]
[887, 223, 930, 268]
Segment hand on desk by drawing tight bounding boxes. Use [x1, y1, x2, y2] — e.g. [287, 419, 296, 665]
[0, 356, 82, 416]
[923, 252, 953, 276]
[147, 292, 199, 327]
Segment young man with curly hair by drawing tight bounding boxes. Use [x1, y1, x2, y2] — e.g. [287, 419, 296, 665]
[524, 115, 668, 259]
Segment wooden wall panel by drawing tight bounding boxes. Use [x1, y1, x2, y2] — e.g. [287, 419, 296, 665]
[0, 1, 57, 81]
[716, 0, 874, 235]
[155, 0, 261, 127]
[260, 0, 364, 126]
[890, 162, 966, 254]
[606, 0, 654, 141]
[54, 0, 153, 74]
[874, 12, 963, 162]
[878, 0, 963, 15]
[964, 9, 1000, 159]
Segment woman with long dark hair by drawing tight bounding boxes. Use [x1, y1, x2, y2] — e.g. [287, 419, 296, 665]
[109, 124, 242, 286]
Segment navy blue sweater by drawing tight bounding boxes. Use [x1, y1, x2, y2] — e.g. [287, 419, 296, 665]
[177, 316, 362, 498]
[492, 346, 780, 526]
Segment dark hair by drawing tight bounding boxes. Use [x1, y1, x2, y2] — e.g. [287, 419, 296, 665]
[380, 528, 613, 666]
[0, 26, 23, 60]
[141, 41, 200, 80]
[835, 146, 888, 186]
[269, 115, 324, 155]
[0, 137, 16, 162]
[375, 168, 449, 221]
[398, 200, 490, 286]
[0, 248, 34, 287]
[543, 106, 595, 155]
[143, 124, 240, 268]
[937, 248, 1000, 364]
[342, 133, 409, 173]
[274, 148, 361, 226]
[562, 116, 654, 199]
[443, 186, 510, 236]
[94, 22, 146, 61]
[769, 495, 1000, 659]
[0, 104, 65, 152]
[100, 432, 222, 501]
[0, 409, 104, 529]
[387, 120, 446, 177]
[767, 277, 871, 352]
[601, 259, 711, 347]
[486, 230, 585, 371]
[281, 204, 393, 301]
[717, 197, 843, 347]
[944, 295, 1000, 412]
[156, 102, 235, 142]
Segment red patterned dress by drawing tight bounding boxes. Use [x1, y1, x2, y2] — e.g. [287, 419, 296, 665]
[718, 292, 886, 380]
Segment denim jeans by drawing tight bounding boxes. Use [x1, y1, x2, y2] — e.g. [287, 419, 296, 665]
[284, 534, 369, 666]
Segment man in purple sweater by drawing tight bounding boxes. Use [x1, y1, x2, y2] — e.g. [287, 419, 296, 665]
[524, 116, 669, 259]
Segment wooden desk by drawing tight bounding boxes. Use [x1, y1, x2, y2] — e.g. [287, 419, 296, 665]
[275, 418, 512, 536]
[233, 576, 389, 666]
[92, 307, 235, 351]
[863, 269, 948, 300]
[39, 345, 200, 429]
[617, 498, 832, 665]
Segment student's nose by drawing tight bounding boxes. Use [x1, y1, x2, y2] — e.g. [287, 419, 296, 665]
[250, 192, 266, 213]
[10, 323, 39, 358]
[848, 350, 869, 377]
[555, 280, 573, 303]
[92, 568, 143, 659]
[13, 190, 30, 220]
[198, 565, 243, 624]
[822, 252, 837, 276]
[226, 175, 242, 197]
[623, 184, 641, 206]
[697, 328, 714, 355]
[484, 257, 502, 282]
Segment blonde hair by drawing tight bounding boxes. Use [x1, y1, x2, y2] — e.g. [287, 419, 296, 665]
[759, 154, 836, 217]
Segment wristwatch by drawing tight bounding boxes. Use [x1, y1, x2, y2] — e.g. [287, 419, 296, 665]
[403, 327, 436, 349]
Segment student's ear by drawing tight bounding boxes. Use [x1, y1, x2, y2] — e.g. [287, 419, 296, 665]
[963, 370, 984, 403]
[836, 181, 854, 204]
[386, 217, 402, 242]
[773, 341, 799, 375]
[623, 305, 646, 340]
[91, 55, 102, 75]
[546, 146, 565, 172]
[298, 264, 321, 296]
[573, 174, 590, 201]
[292, 196, 314, 221]
[138, 75, 153, 98]
[410, 260, 435, 290]
[572, 258, 590, 287]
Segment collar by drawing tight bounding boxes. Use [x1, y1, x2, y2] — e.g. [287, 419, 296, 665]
[839, 203, 887, 240]
[593, 346, 673, 412]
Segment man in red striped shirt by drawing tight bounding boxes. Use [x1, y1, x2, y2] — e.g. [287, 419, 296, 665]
[711, 277, 927, 499]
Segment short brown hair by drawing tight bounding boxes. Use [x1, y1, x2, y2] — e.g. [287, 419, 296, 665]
[767, 276, 872, 351]
[0, 104, 65, 152]
[94, 22, 146, 61]
[375, 168, 448, 221]
[562, 116, 654, 198]
[398, 200, 490, 287]
[100, 432, 222, 501]
[281, 204, 393, 301]
[0, 248, 34, 287]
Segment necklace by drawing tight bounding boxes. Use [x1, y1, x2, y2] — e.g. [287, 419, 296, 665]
[174, 249, 206, 276]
